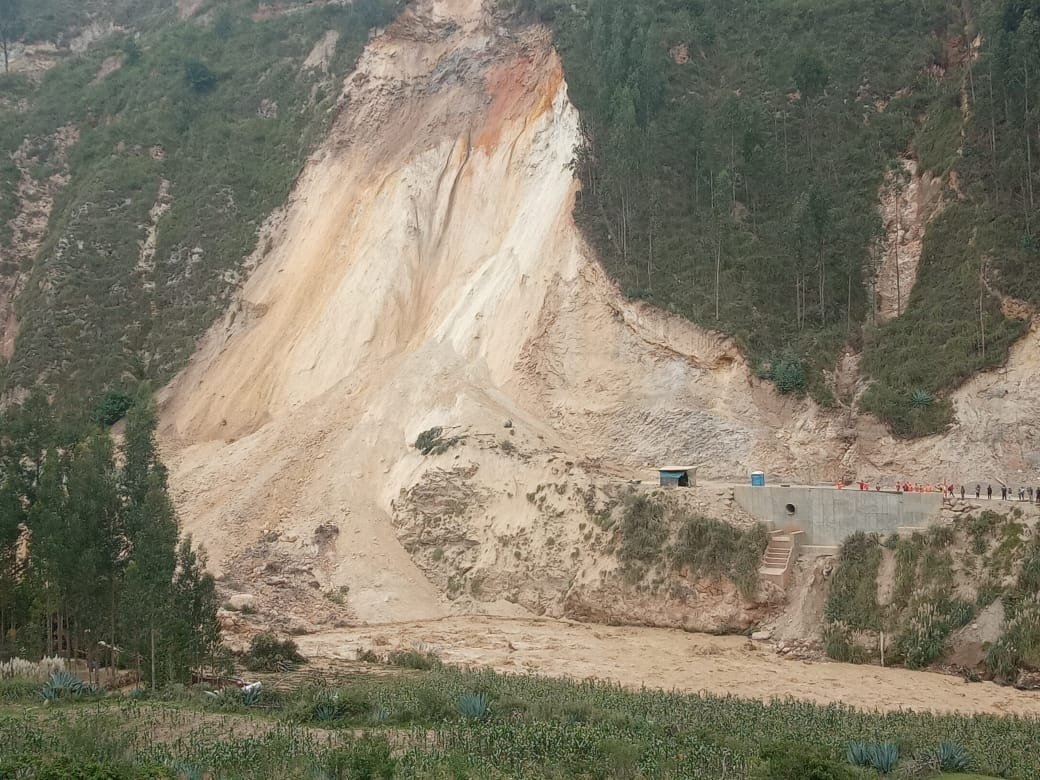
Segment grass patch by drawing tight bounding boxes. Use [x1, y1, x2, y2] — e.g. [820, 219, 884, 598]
[986, 532, 1040, 682]
[617, 493, 667, 576]
[895, 597, 974, 669]
[615, 494, 767, 595]
[670, 516, 768, 598]
[890, 533, 925, 614]
[384, 647, 442, 671]
[825, 532, 882, 631]
[823, 621, 868, 664]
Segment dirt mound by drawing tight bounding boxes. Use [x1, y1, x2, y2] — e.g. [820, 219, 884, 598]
[947, 600, 1005, 668]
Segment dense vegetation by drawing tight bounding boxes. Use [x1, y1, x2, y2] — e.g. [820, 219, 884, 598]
[821, 510, 1040, 681]
[859, 0, 1040, 434]
[616, 491, 767, 596]
[0, 662, 1033, 777]
[0, 0, 399, 411]
[512, 0, 1038, 435]
[0, 392, 220, 686]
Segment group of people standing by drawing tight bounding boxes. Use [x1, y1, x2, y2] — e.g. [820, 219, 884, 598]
[844, 480, 1040, 503]
[974, 484, 1040, 502]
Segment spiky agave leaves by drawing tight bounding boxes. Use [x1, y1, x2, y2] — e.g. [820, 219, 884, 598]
[40, 670, 94, 702]
[311, 689, 346, 723]
[847, 741, 899, 774]
[929, 741, 972, 772]
[910, 389, 933, 407]
[457, 691, 491, 719]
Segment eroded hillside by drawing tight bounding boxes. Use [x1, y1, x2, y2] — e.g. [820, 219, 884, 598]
[157, 0, 1040, 632]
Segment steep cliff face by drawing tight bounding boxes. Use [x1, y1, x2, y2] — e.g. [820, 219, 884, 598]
[159, 0, 1040, 629]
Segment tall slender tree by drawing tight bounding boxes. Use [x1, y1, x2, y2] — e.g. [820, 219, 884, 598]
[0, 0, 22, 74]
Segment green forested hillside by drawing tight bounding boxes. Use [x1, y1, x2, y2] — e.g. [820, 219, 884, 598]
[521, 0, 1039, 435]
[0, 0, 398, 419]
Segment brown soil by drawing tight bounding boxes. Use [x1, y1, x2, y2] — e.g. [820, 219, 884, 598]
[298, 616, 1040, 716]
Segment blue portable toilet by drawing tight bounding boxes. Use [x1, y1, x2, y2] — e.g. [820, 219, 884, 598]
[751, 471, 765, 487]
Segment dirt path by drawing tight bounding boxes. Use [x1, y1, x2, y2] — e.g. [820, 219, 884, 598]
[298, 616, 1040, 717]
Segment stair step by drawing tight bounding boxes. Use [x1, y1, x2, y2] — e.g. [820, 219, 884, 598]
[761, 530, 800, 586]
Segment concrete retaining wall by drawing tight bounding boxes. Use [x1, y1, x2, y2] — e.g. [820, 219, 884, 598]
[733, 485, 943, 546]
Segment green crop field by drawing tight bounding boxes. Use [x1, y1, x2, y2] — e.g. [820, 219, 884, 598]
[1, 662, 1036, 778]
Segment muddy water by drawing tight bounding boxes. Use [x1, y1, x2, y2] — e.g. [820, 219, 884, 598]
[298, 616, 1040, 716]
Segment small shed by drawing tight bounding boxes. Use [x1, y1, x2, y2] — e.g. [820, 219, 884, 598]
[659, 467, 695, 489]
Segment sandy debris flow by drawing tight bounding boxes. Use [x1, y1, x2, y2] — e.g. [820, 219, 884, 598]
[297, 616, 1040, 717]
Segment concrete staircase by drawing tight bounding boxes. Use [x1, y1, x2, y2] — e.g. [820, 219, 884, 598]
[759, 530, 802, 589]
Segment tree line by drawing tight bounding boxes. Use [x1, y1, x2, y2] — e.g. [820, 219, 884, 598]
[546, 0, 948, 402]
[530, 0, 1037, 434]
[0, 391, 220, 686]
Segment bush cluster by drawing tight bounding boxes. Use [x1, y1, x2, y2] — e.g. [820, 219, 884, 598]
[244, 632, 305, 672]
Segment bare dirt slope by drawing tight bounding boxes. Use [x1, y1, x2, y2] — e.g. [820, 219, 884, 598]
[158, 0, 805, 629]
[159, 0, 1040, 639]
[874, 158, 944, 323]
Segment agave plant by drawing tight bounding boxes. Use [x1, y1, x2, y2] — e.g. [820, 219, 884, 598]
[847, 741, 899, 773]
[930, 741, 972, 772]
[40, 670, 88, 701]
[312, 701, 343, 722]
[311, 689, 345, 722]
[910, 389, 933, 408]
[240, 683, 263, 707]
[846, 741, 871, 767]
[369, 705, 392, 724]
[458, 691, 491, 720]
[867, 742, 900, 774]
